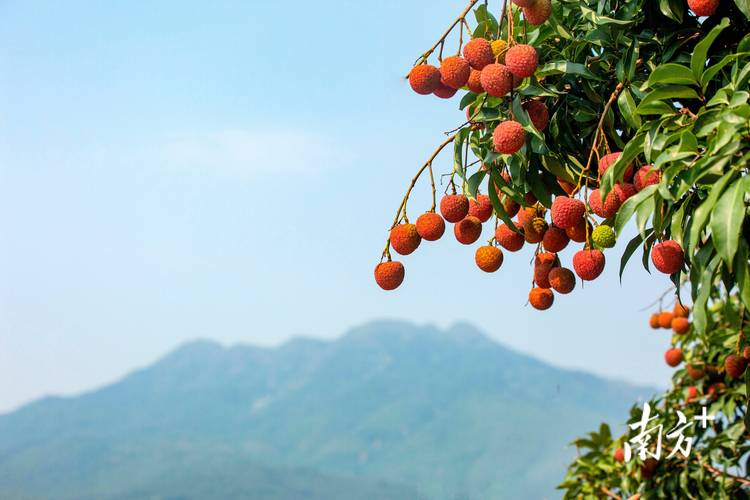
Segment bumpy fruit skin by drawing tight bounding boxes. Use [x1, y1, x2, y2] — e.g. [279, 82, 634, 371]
[503, 196, 520, 218]
[439, 56, 471, 89]
[649, 313, 660, 329]
[440, 194, 470, 223]
[613, 183, 637, 204]
[523, 100, 549, 131]
[493, 121, 526, 154]
[491, 39, 508, 61]
[534, 252, 558, 288]
[551, 196, 585, 229]
[511, 0, 536, 6]
[523, 0, 552, 25]
[573, 250, 605, 281]
[408, 64, 441, 95]
[495, 223, 525, 252]
[688, 0, 719, 16]
[673, 303, 690, 318]
[725, 354, 747, 379]
[686, 364, 705, 380]
[469, 194, 493, 222]
[529, 287, 554, 310]
[651, 240, 684, 274]
[390, 224, 421, 255]
[454, 216, 482, 244]
[614, 448, 625, 463]
[588, 189, 621, 219]
[671, 317, 690, 335]
[475, 245, 504, 272]
[524, 216, 548, 244]
[463, 38, 494, 70]
[665, 348, 683, 367]
[516, 206, 537, 228]
[542, 225, 569, 252]
[433, 80, 458, 99]
[374, 261, 405, 291]
[566, 219, 589, 243]
[467, 69, 484, 94]
[505, 44, 538, 78]
[591, 224, 616, 249]
[658, 311, 674, 329]
[480, 63, 513, 97]
[634, 165, 661, 191]
[415, 212, 445, 241]
[548, 267, 576, 294]
[598, 152, 634, 181]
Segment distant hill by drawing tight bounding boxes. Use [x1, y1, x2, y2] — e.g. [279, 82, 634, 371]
[0, 320, 654, 499]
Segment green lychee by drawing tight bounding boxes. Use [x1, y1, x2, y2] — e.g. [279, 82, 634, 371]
[592, 225, 616, 249]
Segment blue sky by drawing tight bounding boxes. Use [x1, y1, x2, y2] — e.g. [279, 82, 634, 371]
[0, 0, 679, 412]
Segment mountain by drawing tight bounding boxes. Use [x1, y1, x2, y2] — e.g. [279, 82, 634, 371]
[0, 320, 654, 499]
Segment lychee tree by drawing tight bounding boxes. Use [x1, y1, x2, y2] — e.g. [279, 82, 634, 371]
[375, 0, 750, 496]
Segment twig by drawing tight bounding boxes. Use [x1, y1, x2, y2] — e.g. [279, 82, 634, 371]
[601, 487, 622, 500]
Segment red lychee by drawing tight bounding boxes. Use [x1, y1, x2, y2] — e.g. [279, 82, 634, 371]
[503, 196, 521, 218]
[665, 347, 683, 367]
[744, 346, 750, 360]
[480, 63, 514, 97]
[469, 194, 493, 222]
[614, 448, 625, 463]
[390, 224, 421, 255]
[495, 223, 525, 252]
[511, 0, 536, 6]
[707, 382, 725, 400]
[454, 216, 482, 244]
[725, 354, 747, 379]
[505, 44, 538, 78]
[551, 196, 585, 229]
[440, 194, 469, 223]
[524, 216, 549, 244]
[658, 311, 674, 329]
[463, 38, 494, 70]
[523, 0, 552, 25]
[686, 386, 698, 403]
[613, 183, 637, 204]
[529, 287, 554, 310]
[439, 56, 471, 89]
[433, 79, 458, 99]
[493, 121, 526, 154]
[374, 261, 405, 291]
[542, 225, 569, 253]
[475, 245, 504, 272]
[415, 212, 446, 241]
[588, 188, 621, 219]
[688, 0, 719, 16]
[572, 249, 605, 281]
[649, 313, 660, 329]
[534, 252, 558, 288]
[548, 267, 576, 294]
[673, 303, 690, 318]
[516, 206, 537, 228]
[651, 240, 684, 275]
[467, 69, 484, 94]
[671, 317, 690, 335]
[566, 219, 590, 243]
[408, 64, 441, 95]
[598, 152, 634, 181]
[523, 100, 549, 131]
[686, 364, 705, 380]
[634, 165, 661, 191]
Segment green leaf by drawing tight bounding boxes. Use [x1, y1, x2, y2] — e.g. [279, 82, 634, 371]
[614, 185, 658, 236]
[736, 242, 750, 312]
[537, 61, 600, 80]
[710, 179, 746, 269]
[617, 88, 642, 129]
[688, 170, 737, 252]
[620, 231, 654, 282]
[734, 0, 750, 19]
[648, 63, 697, 86]
[659, 0, 684, 22]
[580, 6, 634, 25]
[691, 18, 730, 81]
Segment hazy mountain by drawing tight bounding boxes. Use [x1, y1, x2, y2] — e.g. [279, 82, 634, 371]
[0, 320, 654, 499]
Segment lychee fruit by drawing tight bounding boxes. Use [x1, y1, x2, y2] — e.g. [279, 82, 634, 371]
[598, 152, 634, 181]
[658, 311, 674, 329]
[439, 56, 471, 89]
[634, 165, 661, 191]
[613, 183, 637, 204]
[572, 249, 605, 281]
[516, 206, 537, 228]
[374, 261, 405, 291]
[454, 216, 482, 244]
[493, 121, 526, 154]
[744, 346, 750, 360]
[523, 0, 552, 25]
[495, 223, 525, 252]
[542, 225, 569, 252]
[491, 39, 508, 61]
[686, 386, 698, 403]
[548, 267, 576, 294]
[529, 287, 554, 310]
[686, 364, 705, 380]
[688, 0, 719, 16]
[534, 252, 558, 288]
[440, 194, 469, 223]
[390, 223, 421, 255]
[523, 100, 549, 131]
[524, 192, 538, 206]
[673, 303, 690, 318]
[469, 194, 493, 222]
[588, 189, 621, 219]
[475, 245, 504, 272]
[524, 216, 549, 244]
[415, 212, 446, 241]
[551, 196, 585, 229]
[651, 240, 684, 275]
[707, 382, 725, 400]
[511, 0, 536, 6]
[591, 224, 616, 249]
[433, 79, 458, 99]
[665, 347, 683, 367]
[463, 38, 494, 70]
[480, 63, 513, 97]
[725, 354, 747, 379]
[614, 448, 625, 463]
[505, 44, 538, 78]
[649, 313, 660, 329]
[566, 219, 590, 243]
[408, 64, 441, 95]
[467, 68, 484, 94]
[503, 196, 521, 218]
[671, 317, 690, 335]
